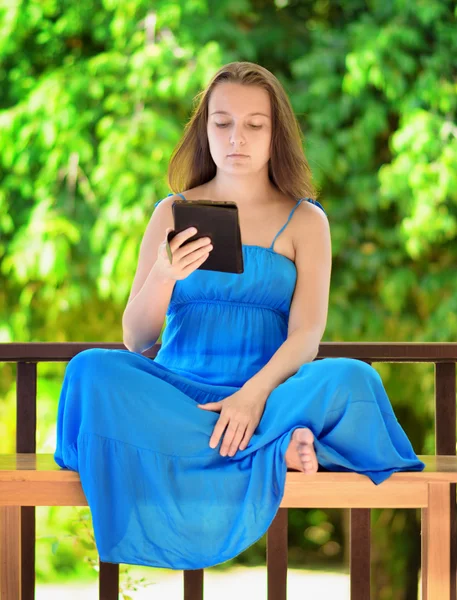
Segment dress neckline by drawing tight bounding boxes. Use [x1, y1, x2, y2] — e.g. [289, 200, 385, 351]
[242, 244, 296, 269]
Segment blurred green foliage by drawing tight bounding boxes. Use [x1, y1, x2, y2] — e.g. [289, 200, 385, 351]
[1, 0, 456, 598]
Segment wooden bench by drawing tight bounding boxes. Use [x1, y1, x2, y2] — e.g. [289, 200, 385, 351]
[1, 341, 456, 600]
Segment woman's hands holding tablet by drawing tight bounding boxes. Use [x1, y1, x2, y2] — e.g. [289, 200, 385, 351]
[154, 226, 213, 281]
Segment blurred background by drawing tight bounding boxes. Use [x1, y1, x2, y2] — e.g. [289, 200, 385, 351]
[1, 0, 456, 598]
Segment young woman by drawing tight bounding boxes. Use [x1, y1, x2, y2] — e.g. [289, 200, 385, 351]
[54, 61, 424, 570]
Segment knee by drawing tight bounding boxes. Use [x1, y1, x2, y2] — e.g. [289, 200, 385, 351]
[329, 357, 381, 389]
[66, 348, 119, 377]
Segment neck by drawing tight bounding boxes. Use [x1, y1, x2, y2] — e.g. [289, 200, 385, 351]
[205, 172, 280, 208]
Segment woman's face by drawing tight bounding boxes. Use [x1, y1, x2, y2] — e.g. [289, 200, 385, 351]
[206, 82, 272, 174]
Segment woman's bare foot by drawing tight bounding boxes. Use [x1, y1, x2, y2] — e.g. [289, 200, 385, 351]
[285, 427, 319, 474]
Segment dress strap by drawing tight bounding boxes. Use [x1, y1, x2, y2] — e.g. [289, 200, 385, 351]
[154, 192, 188, 209]
[269, 197, 327, 251]
[173, 192, 188, 201]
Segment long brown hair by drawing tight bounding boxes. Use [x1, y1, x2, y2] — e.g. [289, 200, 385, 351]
[167, 61, 319, 201]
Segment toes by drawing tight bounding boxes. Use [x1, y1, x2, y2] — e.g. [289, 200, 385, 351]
[303, 462, 317, 474]
[296, 427, 314, 445]
[299, 445, 312, 458]
[292, 428, 318, 474]
[303, 462, 315, 473]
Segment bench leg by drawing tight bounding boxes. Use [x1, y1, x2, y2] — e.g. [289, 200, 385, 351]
[421, 507, 428, 599]
[426, 482, 451, 599]
[0, 506, 21, 599]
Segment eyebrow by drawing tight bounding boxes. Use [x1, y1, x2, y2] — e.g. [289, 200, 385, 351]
[210, 111, 270, 118]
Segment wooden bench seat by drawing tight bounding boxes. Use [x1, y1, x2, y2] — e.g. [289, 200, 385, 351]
[1, 453, 456, 599]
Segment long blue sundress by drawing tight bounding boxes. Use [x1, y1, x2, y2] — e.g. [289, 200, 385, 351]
[54, 192, 425, 570]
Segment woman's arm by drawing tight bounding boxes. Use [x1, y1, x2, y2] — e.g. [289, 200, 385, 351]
[242, 328, 321, 396]
[123, 198, 176, 353]
[243, 203, 332, 396]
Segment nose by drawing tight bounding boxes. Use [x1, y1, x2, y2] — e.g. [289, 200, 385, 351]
[229, 123, 246, 146]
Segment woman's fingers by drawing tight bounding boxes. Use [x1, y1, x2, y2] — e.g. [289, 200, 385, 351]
[218, 421, 240, 456]
[209, 415, 229, 449]
[238, 426, 255, 452]
[221, 422, 246, 457]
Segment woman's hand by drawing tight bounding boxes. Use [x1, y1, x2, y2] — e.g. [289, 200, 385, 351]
[153, 227, 213, 282]
[197, 387, 268, 457]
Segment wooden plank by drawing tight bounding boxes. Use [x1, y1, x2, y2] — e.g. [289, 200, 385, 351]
[17, 362, 37, 600]
[4, 456, 457, 513]
[1, 341, 457, 362]
[1, 456, 454, 509]
[2, 454, 457, 479]
[435, 363, 456, 455]
[427, 482, 451, 599]
[99, 561, 119, 600]
[16, 363, 37, 454]
[266, 507, 288, 600]
[281, 478, 429, 508]
[422, 507, 428, 600]
[0, 478, 428, 509]
[0, 506, 21, 599]
[350, 509, 370, 600]
[183, 569, 203, 600]
[435, 362, 456, 600]
[350, 361, 372, 600]
[0, 481, 88, 506]
[20, 506, 34, 600]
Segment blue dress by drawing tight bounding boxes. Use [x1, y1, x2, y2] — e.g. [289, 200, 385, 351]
[54, 192, 425, 570]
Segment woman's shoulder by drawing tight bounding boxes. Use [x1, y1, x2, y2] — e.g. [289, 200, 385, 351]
[299, 197, 327, 216]
[154, 186, 206, 209]
[299, 197, 328, 226]
[154, 193, 174, 209]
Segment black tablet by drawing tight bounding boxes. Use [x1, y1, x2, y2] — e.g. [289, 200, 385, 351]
[167, 199, 244, 274]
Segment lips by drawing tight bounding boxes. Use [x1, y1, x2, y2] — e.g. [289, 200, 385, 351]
[228, 154, 248, 157]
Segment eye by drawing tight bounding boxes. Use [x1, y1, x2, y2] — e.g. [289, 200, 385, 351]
[215, 123, 262, 129]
